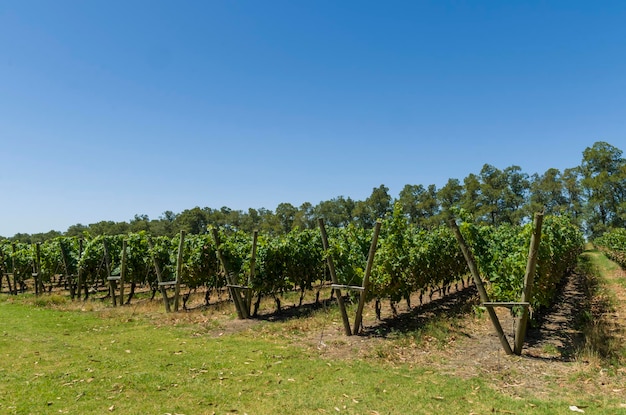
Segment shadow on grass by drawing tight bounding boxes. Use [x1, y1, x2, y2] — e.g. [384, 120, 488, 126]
[359, 285, 479, 339]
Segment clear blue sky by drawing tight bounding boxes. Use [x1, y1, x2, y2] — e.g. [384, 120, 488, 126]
[1, 1, 625, 236]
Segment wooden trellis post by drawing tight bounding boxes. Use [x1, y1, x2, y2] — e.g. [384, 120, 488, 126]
[173, 231, 184, 312]
[449, 218, 514, 355]
[514, 212, 543, 354]
[0, 250, 4, 293]
[11, 243, 18, 295]
[246, 231, 258, 312]
[353, 220, 381, 335]
[77, 238, 86, 300]
[211, 227, 249, 319]
[449, 213, 544, 356]
[32, 242, 42, 296]
[59, 242, 76, 300]
[319, 219, 352, 335]
[103, 240, 118, 307]
[119, 239, 127, 305]
[147, 237, 172, 313]
[319, 219, 381, 336]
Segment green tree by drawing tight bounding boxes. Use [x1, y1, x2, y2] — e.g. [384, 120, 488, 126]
[478, 164, 506, 225]
[580, 141, 626, 236]
[477, 164, 529, 225]
[293, 202, 316, 230]
[460, 173, 482, 219]
[562, 167, 584, 223]
[415, 184, 440, 229]
[175, 207, 209, 234]
[314, 196, 355, 228]
[353, 185, 392, 228]
[530, 168, 567, 215]
[502, 165, 530, 224]
[275, 202, 298, 233]
[398, 184, 425, 223]
[129, 214, 150, 233]
[437, 178, 463, 218]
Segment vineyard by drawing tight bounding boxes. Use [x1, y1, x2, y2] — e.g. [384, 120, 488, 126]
[595, 228, 626, 268]
[0, 206, 584, 326]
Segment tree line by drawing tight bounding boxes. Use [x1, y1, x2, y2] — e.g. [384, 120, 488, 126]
[4, 141, 625, 243]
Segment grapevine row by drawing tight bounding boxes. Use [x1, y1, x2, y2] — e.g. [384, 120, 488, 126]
[595, 228, 626, 268]
[0, 211, 583, 315]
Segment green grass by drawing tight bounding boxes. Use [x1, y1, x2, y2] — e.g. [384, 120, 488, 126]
[0, 299, 526, 415]
[1, 281, 625, 414]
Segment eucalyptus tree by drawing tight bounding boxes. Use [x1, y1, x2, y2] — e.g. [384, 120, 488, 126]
[292, 202, 316, 230]
[275, 202, 298, 233]
[314, 196, 356, 228]
[477, 164, 507, 225]
[580, 141, 626, 236]
[562, 167, 584, 223]
[503, 165, 530, 224]
[175, 207, 209, 234]
[476, 164, 530, 225]
[437, 178, 463, 219]
[460, 173, 482, 219]
[530, 168, 568, 215]
[353, 185, 393, 228]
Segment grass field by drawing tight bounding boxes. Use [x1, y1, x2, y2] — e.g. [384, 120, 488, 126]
[1, 249, 625, 414]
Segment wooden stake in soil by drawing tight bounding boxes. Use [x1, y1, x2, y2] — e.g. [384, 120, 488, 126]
[513, 212, 543, 355]
[211, 227, 248, 319]
[119, 239, 127, 305]
[147, 237, 171, 313]
[448, 219, 514, 355]
[11, 243, 18, 295]
[103, 240, 117, 307]
[59, 241, 77, 300]
[318, 219, 353, 336]
[77, 238, 86, 300]
[32, 243, 41, 296]
[173, 230, 185, 312]
[353, 220, 381, 335]
[246, 231, 258, 312]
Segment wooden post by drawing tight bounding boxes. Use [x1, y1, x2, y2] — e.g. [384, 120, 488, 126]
[318, 219, 352, 336]
[59, 242, 76, 300]
[210, 227, 247, 319]
[11, 243, 18, 295]
[0, 252, 3, 293]
[449, 219, 513, 355]
[103, 240, 117, 307]
[119, 240, 127, 306]
[32, 243, 38, 295]
[33, 243, 42, 295]
[513, 212, 544, 355]
[1, 249, 9, 294]
[147, 237, 171, 312]
[1, 250, 12, 295]
[246, 231, 258, 313]
[77, 238, 86, 300]
[173, 230, 185, 312]
[353, 221, 381, 335]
